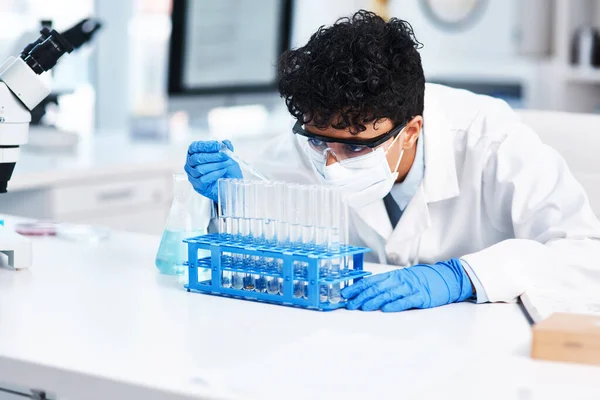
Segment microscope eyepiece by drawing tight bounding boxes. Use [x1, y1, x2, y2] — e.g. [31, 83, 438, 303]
[20, 28, 74, 75]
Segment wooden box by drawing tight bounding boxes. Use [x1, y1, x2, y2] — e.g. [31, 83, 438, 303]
[532, 312, 600, 366]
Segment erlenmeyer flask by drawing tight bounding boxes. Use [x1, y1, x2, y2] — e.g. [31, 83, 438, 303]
[155, 173, 212, 276]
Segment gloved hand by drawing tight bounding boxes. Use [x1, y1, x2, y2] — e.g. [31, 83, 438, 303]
[341, 258, 473, 312]
[185, 140, 243, 202]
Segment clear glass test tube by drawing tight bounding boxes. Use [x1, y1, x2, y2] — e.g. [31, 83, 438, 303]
[340, 193, 352, 271]
[328, 187, 343, 304]
[240, 181, 256, 290]
[230, 179, 244, 289]
[262, 181, 280, 295]
[262, 181, 277, 245]
[315, 186, 332, 249]
[240, 180, 253, 241]
[287, 183, 303, 248]
[231, 179, 243, 241]
[252, 181, 268, 292]
[217, 178, 229, 238]
[300, 185, 317, 249]
[316, 186, 333, 303]
[217, 179, 232, 288]
[251, 180, 265, 245]
[274, 181, 289, 247]
[287, 184, 307, 297]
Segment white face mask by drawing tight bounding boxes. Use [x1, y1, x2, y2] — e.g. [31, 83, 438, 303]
[304, 131, 406, 209]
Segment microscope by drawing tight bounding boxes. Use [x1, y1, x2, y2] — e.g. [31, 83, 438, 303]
[0, 27, 73, 269]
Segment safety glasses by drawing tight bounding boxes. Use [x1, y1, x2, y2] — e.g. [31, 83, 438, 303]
[293, 120, 407, 161]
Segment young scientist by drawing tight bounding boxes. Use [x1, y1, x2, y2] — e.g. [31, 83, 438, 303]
[185, 11, 600, 312]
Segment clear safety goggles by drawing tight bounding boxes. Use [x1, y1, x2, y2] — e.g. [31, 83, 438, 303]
[293, 120, 407, 162]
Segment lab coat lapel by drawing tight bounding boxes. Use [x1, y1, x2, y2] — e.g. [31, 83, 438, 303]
[387, 84, 461, 246]
[352, 199, 393, 249]
[387, 184, 430, 244]
[421, 84, 460, 203]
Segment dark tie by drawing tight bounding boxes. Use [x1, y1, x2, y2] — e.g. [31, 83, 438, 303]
[383, 192, 402, 229]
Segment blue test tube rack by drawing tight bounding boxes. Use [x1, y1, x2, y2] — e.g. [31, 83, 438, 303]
[184, 233, 372, 311]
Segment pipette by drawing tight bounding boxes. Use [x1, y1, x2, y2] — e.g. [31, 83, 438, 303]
[220, 143, 269, 181]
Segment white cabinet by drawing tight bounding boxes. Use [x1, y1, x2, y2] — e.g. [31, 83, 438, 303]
[0, 172, 176, 235]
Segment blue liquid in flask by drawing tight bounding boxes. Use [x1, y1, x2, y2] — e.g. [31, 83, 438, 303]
[155, 229, 206, 277]
[156, 173, 212, 278]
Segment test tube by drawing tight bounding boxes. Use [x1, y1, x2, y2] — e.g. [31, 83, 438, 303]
[274, 181, 289, 247]
[239, 181, 256, 290]
[287, 184, 303, 248]
[251, 181, 265, 245]
[261, 181, 279, 295]
[287, 184, 307, 297]
[240, 180, 252, 241]
[316, 186, 333, 303]
[328, 188, 343, 304]
[253, 181, 268, 292]
[339, 192, 351, 271]
[217, 178, 228, 237]
[230, 179, 244, 240]
[217, 178, 233, 288]
[262, 181, 277, 245]
[300, 185, 317, 249]
[230, 179, 244, 289]
[315, 186, 332, 249]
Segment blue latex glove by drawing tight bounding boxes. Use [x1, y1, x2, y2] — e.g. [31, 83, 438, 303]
[341, 258, 473, 312]
[185, 140, 243, 202]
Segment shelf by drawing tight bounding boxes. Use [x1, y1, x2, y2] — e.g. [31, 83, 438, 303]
[565, 67, 600, 83]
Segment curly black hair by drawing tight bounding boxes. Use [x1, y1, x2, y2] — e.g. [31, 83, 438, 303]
[278, 10, 425, 134]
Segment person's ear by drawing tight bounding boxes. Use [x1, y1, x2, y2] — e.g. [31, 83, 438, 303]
[403, 116, 423, 149]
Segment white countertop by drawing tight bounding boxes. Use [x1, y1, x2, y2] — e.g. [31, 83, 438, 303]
[1, 217, 600, 400]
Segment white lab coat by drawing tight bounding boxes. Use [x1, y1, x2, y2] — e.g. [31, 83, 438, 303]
[251, 84, 600, 302]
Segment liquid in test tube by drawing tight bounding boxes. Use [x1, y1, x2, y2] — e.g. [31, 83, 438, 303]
[267, 259, 282, 295]
[293, 261, 307, 299]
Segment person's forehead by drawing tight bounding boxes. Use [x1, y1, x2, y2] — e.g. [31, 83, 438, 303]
[304, 119, 394, 140]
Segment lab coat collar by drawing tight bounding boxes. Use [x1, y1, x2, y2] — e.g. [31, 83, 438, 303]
[421, 84, 460, 203]
[352, 84, 460, 244]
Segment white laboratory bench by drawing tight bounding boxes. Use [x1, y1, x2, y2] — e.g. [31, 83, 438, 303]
[0, 217, 599, 400]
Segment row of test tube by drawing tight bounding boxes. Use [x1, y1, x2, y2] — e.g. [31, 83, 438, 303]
[217, 179, 350, 304]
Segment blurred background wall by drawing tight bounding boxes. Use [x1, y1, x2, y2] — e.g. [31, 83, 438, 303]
[2, 0, 600, 136]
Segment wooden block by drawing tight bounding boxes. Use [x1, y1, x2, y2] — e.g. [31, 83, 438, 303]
[532, 312, 600, 366]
